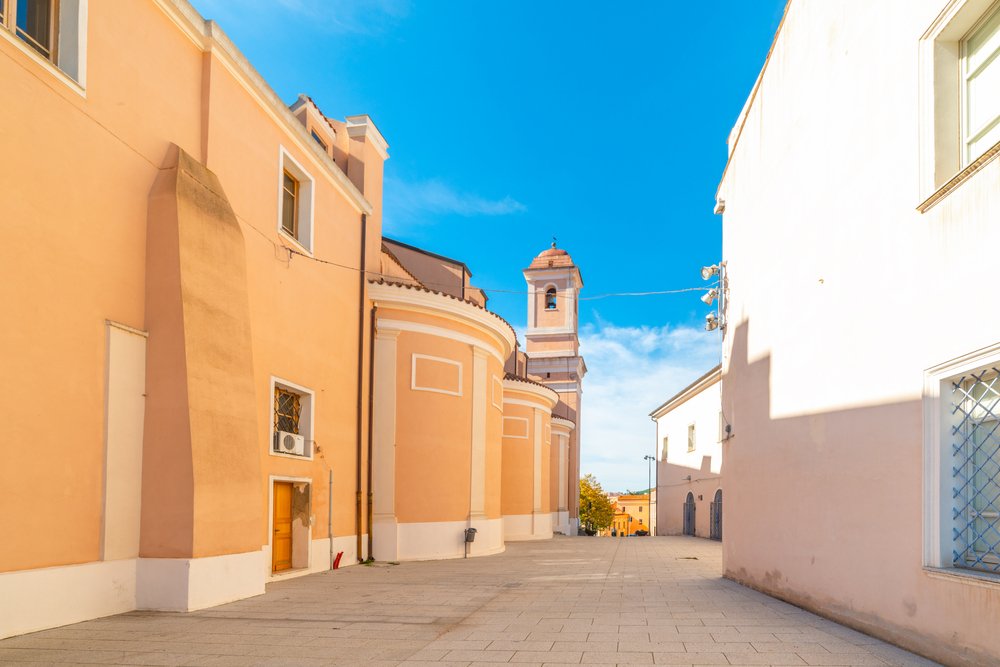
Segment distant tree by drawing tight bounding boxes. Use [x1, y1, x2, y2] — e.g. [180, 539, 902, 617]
[579, 474, 614, 534]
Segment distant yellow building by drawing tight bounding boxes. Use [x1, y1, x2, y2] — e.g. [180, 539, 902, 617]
[600, 494, 652, 537]
[614, 494, 653, 536]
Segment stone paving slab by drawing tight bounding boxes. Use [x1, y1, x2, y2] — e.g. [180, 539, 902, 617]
[0, 537, 940, 666]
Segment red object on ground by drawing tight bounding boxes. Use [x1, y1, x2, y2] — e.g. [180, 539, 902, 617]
[333, 551, 344, 569]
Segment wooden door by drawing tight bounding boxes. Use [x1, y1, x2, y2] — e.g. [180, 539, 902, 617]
[272, 482, 293, 572]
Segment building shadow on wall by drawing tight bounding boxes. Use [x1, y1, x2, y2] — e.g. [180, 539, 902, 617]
[714, 318, 993, 666]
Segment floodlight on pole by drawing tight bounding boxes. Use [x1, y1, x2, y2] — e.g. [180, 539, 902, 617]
[643, 454, 655, 536]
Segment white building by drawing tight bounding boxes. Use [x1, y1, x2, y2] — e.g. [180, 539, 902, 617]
[716, 0, 1000, 663]
[651, 365, 723, 539]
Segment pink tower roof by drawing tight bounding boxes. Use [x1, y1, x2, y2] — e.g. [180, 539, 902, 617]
[528, 242, 576, 270]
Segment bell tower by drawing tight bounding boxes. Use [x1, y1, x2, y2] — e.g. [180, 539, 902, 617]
[523, 242, 586, 535]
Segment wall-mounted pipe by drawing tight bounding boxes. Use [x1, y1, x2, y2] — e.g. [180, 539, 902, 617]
[355, 214, 367, 562]
[366, 305, 376, 561]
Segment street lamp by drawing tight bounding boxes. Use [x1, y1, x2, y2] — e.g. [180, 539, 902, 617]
[643, 454, 655, 536]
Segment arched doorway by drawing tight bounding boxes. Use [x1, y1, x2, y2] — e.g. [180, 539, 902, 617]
[683, 492, 696, 536]
[710, 489, 722, 540]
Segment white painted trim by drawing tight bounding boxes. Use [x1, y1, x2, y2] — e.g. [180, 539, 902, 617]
[526, 350, 581, 359]
[558, 439, 568, 512]
[393, 518, 504, 561]
[491, 375, 504, 411]
[345, 114, 390, 159]
[526, 327, 577, 336]
[269, 376, 315, 460]
[137, 550, 264, 612]
[648, 370, 722, 420]
[923, 340, 1000, 568]
[378, 317, 505, 365]
[532, 408, 543, 513]
[101, 323, 146, 561]
[552, 417, 576, 432]
[923, 566, 1000, 591]
[0, 558, 136, 639]
[503, 396, 555, 411]
[503, 377, 559, 408]
[503, 513, 552, 541]
[410, 353, 463, 397]
[470, 348, 488, 517]
[370, 280, 515, 360]
[372, 329, 399, 562]
[553, 510, 571, 536]
[105, 320, 148, 338]
[262, 538, 333, 583]
[0, 4, 87, 97]
[917, 0, 1000, 199]
[277, 145, 316, 254]
[503, 416, 530, 439]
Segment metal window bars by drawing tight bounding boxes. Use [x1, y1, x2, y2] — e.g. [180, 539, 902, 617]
[952, 366, 1000, 573]
[274, 387, 301, 435]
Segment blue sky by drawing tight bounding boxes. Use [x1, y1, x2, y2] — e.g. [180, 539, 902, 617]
[191, 0, 786, 491]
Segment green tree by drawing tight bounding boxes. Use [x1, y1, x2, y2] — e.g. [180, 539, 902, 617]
[579, 474, 614, 534]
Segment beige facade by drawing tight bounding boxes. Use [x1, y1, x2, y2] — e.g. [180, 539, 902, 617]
[501, 377, 558, 540]
[0, 0, 585, 639]
[718, 1, 1000, 663]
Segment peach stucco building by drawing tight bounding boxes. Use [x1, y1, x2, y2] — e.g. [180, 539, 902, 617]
[0, 0, 584, 639]
[717, 0, 1000, 663]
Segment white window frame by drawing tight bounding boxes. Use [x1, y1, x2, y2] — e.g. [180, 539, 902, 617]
[923, 341, 1000, 588]
[270, 376, 315, 461]
[277, 147, 315, 254]
[918, 0, 1000, 206]
[0, 0, 87, 93]
[961, 2, 1000, 165]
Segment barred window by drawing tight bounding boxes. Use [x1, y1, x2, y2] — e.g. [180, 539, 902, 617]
[952, 367, 1000, 573]
[274, 387, 301, 434]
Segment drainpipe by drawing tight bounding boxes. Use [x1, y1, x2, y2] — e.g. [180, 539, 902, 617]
[366, 305, 376, 561]
[329, 469, 334, 569]
[355, 214, 367, 562]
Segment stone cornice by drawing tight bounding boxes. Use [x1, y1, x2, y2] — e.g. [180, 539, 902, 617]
[369, 280, 515, 360]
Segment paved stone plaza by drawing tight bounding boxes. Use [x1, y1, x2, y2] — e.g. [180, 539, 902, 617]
[0, 537, 937, 666]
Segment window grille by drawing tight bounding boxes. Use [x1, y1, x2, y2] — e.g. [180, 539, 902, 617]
[952, 367, 1000, 573]
[274, 387, 301, 434]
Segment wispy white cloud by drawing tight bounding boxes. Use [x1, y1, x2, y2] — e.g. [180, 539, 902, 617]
[578, 321, 720, 493]
[195, 0, 410, 35]
[383, 175, 526, 233]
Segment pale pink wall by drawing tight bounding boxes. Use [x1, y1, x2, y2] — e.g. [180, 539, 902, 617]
[718, 1, 1000, 663]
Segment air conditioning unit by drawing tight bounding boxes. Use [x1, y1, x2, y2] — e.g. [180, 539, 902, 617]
[275, 430, 306, 456]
